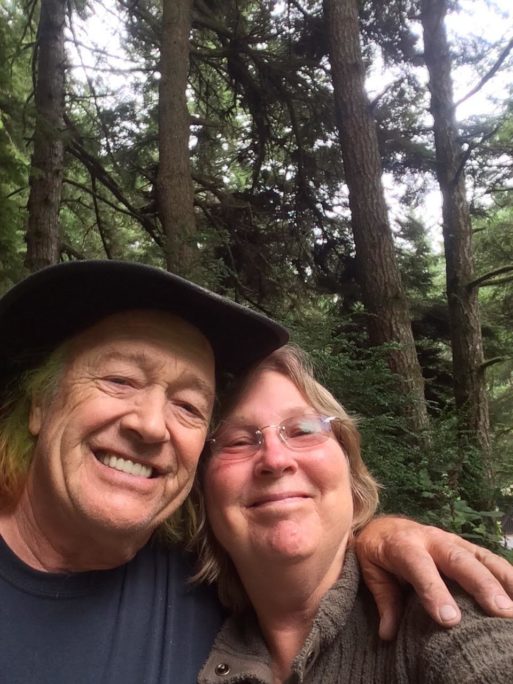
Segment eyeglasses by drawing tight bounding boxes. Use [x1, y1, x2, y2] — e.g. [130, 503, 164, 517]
[208, 414, 338, 460]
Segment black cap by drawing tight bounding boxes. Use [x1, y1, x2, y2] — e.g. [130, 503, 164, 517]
[0, 261, 289, 389]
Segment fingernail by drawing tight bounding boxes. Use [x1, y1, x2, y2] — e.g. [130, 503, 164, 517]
[495, 594, 513, 610]
[439, 604, 458, 622]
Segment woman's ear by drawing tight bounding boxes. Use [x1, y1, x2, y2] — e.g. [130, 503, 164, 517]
[28, 399, 43, 437]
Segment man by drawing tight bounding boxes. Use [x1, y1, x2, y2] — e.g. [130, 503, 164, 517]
[0, 260, 511, 683]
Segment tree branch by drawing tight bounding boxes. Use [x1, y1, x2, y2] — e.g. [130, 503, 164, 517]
[455, 36, 513, 109]
[65, 128, 163, 247]
[467, 264, 513, 289]
[480, 356, 510, 371]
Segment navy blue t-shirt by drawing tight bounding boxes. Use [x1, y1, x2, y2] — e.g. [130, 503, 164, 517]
[0, 536, 224, 683]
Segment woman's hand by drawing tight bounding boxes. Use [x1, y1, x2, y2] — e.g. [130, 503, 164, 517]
[354, 516, 513, 639]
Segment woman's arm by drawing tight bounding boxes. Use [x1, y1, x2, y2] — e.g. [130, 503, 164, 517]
[354, 516, 513, 639]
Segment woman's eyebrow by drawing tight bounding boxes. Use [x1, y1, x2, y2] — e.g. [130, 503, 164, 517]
[224, 407, 314, 425]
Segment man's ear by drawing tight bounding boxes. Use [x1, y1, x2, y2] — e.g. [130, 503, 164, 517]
[29, 399, 43, 437]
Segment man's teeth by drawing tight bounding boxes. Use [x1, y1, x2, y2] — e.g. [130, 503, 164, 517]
[97, 454, 153, 479]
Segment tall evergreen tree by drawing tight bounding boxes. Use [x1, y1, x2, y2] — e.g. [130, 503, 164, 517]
[25, 0, 67, 271]
[323, 0, 430, 438]
[421, 0, 493, 509]
[157, 0, 198, 277]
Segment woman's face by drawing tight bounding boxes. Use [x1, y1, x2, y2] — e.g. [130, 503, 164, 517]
[204, 370, 353, 574]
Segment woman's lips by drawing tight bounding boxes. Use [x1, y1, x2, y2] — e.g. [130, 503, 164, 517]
[248, 492, 310, 508]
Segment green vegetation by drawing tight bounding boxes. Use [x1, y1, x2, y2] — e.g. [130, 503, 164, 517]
[1, 0, 512, 552]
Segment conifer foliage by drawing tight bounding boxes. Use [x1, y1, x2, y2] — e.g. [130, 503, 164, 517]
[1, 0, 513, 548]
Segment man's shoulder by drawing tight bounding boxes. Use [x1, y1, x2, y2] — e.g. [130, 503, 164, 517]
[128, 539, 222, 604]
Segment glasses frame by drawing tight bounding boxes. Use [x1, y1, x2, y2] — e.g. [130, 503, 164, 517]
[208, 413, 339, 460]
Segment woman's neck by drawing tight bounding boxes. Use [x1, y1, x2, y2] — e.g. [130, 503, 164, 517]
[236, 542, 348, 682]
[260, 601, 319, 684]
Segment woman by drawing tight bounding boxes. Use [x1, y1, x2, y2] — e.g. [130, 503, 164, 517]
[193, 346, 513, 683]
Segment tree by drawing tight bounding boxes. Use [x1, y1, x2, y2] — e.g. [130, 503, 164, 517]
[323, 0, 430, 438]
[421, 0, 493, 509]
[25, 0, 67, 272]
[0, 1, 32, 289]
[156, 0, 199, 276]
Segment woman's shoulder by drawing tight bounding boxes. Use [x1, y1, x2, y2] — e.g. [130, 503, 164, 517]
[396, 583, 513, 683]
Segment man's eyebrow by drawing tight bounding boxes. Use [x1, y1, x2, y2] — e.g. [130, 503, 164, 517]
[97, 351, 215, 403]
[174, 372, 215, 404]
[96, 349, 157, 369]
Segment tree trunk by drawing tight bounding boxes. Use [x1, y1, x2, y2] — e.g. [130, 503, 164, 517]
[421, 0, 493, 510]
[157, 0, 198, 277]
[25, 0, 66, 272]
[323, 0, 430, 439]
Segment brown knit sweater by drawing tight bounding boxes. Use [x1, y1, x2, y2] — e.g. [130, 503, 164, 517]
[198, 550, 513, 683]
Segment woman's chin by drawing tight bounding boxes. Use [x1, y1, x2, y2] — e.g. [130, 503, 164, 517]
[258, 520, 317, 560]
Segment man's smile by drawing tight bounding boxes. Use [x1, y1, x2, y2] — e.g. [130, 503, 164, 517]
[95, 452, 155, 479]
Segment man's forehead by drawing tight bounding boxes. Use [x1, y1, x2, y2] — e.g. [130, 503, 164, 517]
[72, 309, 213, 350]
[68, 310, 216, 383]
[85, 347, 215, 401]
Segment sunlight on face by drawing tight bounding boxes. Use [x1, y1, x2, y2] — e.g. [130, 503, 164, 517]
[205, 371, 353, 577]
[27, 310, 215, 543]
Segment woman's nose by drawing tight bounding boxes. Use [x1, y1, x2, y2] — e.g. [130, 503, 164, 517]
[253, 429, 298, 476]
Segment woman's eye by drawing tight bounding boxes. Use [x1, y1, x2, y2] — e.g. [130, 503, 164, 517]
[224, 433, 255, 448]
[290, 426, 314, 437]
[287, 417, 320, 438]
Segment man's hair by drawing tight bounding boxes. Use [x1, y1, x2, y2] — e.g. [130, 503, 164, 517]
[0, 348, 66, 505]
[188, 344, 380, 612]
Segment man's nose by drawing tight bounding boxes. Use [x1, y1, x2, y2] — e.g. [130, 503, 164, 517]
[120, 388, 169, 443]
[254, 430, 298, 476]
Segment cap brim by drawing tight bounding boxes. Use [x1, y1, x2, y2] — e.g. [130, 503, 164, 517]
[0, 261, 288, 388]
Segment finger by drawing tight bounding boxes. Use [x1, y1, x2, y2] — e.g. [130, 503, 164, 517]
[385, 551, 463, 627]
[358, 562, 407, 640]
[375, 580, 405, 641]
[430, 543, 513, 617]
[469, 545, 513, 597]
[430, 531, 513, 589]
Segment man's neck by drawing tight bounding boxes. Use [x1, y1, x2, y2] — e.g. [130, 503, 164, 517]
[0, 493, 148, 573]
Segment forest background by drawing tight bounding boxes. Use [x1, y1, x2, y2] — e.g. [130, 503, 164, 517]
[1, 0, 512, 554]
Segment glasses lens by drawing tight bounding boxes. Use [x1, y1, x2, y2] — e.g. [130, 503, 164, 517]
[211, 425, 259, 459]
[281, 414, 333, 448]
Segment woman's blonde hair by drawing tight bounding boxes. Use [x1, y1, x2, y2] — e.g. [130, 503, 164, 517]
[188, 344, 380, 611]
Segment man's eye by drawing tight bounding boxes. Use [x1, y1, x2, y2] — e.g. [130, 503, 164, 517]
[174, 401, 207, 422]
[177, 401, 199, 416]
[105, 376, 134, 387]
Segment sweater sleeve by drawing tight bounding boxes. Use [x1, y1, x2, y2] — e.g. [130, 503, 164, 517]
[396, 586, 513, 684]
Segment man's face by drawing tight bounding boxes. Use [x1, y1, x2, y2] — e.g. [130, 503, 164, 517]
[27, 310, 215, 543]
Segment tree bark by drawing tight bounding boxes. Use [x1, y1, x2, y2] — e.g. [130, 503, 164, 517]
[157, 0, 198, 277]
[323, 0, 430, 438]
[25, 0, 66, 272]
[421, 0, 493, 509]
